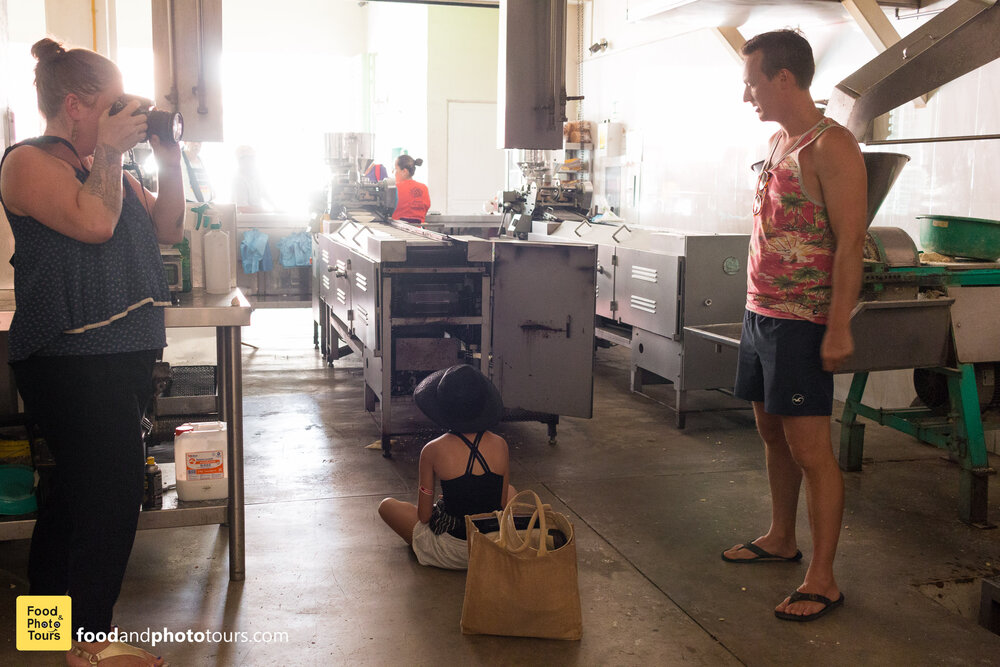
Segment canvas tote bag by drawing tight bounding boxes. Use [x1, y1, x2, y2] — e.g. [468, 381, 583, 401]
[460, 489, 583, 640]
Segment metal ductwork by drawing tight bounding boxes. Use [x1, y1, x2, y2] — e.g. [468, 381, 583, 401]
[827, 0, 1000, 141]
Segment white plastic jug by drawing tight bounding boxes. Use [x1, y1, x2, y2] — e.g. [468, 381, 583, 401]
[174, 422, 228, 501]
[203, 222, 231, 294]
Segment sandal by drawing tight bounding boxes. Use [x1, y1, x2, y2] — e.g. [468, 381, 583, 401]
[70, 641, 168, 666]
[721, 540, 803, 563]
[774, 591, 845, 622]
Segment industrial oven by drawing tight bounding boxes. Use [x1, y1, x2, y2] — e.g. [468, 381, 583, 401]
[526, 220, 750, 428]
[314, 219, 596, 455]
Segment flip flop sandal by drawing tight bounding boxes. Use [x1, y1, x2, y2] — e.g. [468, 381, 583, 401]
[70, 641, 169, 665]
[721, 540, 803, 563]
[774, 591, 845, 622]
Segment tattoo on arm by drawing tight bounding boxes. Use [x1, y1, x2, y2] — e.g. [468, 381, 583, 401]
[82, 144, 124, 216]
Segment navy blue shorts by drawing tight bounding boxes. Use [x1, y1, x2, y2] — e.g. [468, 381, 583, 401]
[733, 310, 834, 417]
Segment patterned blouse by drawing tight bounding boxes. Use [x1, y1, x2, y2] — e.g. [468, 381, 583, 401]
[746, 116, 843, 325]
[0, 137, 170, 361]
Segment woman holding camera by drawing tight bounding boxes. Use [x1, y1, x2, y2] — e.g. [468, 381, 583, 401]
[0, 38, 184, 666]
[392, 154, 430, 225]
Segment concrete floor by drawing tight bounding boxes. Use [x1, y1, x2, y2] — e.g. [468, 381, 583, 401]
[2, 307, 1000, 666]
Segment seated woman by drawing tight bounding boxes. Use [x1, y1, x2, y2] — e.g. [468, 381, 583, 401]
[391, 154, 430, 225]
[378, 364, 513, 569]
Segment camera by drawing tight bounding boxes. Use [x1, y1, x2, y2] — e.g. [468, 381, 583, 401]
[109, 94, 184, 144]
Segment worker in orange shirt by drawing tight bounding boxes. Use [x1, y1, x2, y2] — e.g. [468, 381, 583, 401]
[392, 154, 430, 225]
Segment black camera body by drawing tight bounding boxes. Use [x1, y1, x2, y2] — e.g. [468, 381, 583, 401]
[109, 94, 184, 144]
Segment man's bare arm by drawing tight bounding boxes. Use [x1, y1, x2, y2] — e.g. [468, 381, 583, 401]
[813, 128, 868, 372]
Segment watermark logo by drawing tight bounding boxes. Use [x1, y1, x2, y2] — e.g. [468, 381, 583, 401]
[16, 595, 71, 651]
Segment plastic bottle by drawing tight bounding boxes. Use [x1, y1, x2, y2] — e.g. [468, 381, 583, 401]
[173, 236, 192, 292]
[173, 422, 228, 501]
[142, 456, 163, 510]
[203, 222, 231, 294]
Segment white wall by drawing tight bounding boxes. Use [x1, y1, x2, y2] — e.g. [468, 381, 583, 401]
[367, 2, 428, 173]
[426, 5, 499, 212]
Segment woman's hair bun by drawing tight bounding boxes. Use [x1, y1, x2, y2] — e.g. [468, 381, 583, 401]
[31, 38, 66, 63]
[414, 158, 424, 166]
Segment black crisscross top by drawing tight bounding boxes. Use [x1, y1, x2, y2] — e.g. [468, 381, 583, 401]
[432, 431, 505, 540]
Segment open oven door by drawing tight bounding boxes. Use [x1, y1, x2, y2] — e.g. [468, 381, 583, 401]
[490, 240, 596, 418]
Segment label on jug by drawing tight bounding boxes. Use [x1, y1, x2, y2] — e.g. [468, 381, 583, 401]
[186, 450, 225, 480]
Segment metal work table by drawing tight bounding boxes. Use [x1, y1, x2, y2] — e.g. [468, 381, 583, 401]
[0, 288, 253, 581]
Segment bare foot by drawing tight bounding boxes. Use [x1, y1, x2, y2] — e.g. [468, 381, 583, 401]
[67, 641, 165, 666]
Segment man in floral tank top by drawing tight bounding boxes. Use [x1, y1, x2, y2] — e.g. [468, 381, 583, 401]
[722, 30, 867, 623]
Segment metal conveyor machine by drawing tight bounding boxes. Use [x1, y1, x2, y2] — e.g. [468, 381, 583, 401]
[314, 219, 596, 455]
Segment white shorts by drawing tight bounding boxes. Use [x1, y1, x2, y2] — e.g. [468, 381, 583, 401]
[411, 521, 469, 570]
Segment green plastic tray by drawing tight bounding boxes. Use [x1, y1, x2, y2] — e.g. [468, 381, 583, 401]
[917, 214, 1000, 261]
[0, 465, 37, 515]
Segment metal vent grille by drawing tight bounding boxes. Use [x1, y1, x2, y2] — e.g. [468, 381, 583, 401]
[632, 266, 658, 283]
[630, 295, 657, 314]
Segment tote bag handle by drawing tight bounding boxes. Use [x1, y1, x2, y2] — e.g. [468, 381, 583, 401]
[498, 489, 549, 556]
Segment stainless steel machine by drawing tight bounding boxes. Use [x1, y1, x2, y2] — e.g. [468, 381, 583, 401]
[313, 219, 596, 455]
[525, 219, 749, 428]
[497, 135, 749, 428]
[322, 132, 396, 222]
[500, 149, 594, 238]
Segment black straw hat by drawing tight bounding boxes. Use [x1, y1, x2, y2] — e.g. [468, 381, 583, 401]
[413, 364, 503, 433]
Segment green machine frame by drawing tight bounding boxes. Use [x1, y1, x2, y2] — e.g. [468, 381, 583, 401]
[839, 264, 1000, 528]
[839, 364, 992, 527]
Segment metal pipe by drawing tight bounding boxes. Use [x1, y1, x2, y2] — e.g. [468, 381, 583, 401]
[548, 0, 560, 130]
[165, 0, 180, 109]
[388, 219, 452, 242]
[365, 0, 497, 6]
[219, 324, 246, 581]
[194, 0, 209, 114]
[866, 133, 1000, 145]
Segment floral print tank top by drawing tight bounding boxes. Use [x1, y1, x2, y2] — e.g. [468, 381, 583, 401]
[746, 116, 842, 325]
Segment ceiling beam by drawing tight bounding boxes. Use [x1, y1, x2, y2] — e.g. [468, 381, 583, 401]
[714, 26, 745, 64]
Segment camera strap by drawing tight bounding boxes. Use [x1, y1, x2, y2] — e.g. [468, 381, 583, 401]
[182, 150, 205, 202]
[30, 135, 87, 176]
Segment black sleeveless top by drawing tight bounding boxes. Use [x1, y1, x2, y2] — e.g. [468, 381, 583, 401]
[432, 432, 505, 540]
[0, 136, 170, 361]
